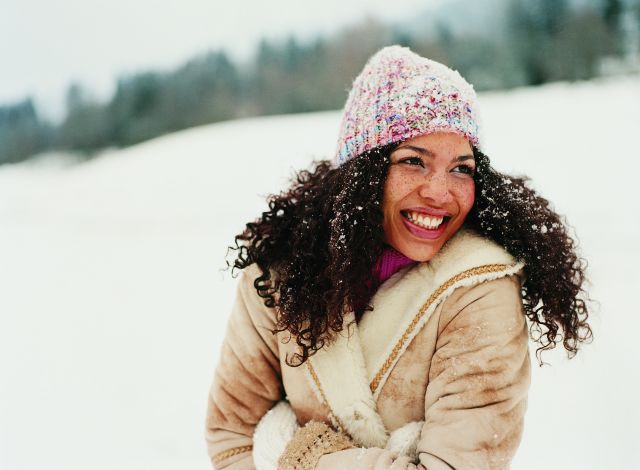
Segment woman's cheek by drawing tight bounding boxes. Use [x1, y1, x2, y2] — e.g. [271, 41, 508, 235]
[385, 171, 413, 203]
[458, 180, 476, 216]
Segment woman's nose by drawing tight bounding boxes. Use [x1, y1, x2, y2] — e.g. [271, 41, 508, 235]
[417, 172, 452, 204]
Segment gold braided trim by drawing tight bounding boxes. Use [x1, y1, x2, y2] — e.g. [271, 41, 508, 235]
[306, 361, 348, 433]
[212, 445, 253, 467]
[369, 263, 512, 394]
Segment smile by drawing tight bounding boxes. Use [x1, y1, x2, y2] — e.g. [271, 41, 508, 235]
[400, 210, 451, 239]
[403, 210, 447, 229]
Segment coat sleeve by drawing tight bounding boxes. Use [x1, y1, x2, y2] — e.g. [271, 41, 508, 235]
[205, 265, 284, 469]
[280, 274, 531, 470]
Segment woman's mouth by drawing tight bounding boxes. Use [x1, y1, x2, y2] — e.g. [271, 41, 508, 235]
[400, 210, 451, 239]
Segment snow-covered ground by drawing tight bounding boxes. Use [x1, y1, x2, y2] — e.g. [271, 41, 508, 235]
[0, 76, 638, 470]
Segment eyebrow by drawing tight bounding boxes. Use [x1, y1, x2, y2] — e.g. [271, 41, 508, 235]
[394, 144, 474, 162]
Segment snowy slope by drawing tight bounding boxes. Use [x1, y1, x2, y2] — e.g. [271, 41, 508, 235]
[0, 77, 638, 470]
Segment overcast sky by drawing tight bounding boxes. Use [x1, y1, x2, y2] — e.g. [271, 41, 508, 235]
[1, 0, 440, 120]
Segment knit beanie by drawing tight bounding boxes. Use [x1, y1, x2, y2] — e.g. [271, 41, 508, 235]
[334, 45, 481, 166]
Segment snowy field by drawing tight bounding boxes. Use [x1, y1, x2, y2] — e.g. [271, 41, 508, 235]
[0, 76, 639, 470]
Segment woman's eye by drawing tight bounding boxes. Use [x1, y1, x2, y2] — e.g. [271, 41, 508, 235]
[452, 164, 475, 175]
[399, 156, 423, 166]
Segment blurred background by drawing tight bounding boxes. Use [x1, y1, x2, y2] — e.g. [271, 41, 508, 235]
[1, 0, 639, 469]
[3, 0, 640, 165]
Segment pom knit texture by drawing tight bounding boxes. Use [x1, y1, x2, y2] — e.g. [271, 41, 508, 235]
[335, 45, 481, 166]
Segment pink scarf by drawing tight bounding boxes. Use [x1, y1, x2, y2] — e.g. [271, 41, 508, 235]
[373, 246, 416, 286]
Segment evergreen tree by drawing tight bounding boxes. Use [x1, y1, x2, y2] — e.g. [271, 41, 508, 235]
[0, 98, 53, 164]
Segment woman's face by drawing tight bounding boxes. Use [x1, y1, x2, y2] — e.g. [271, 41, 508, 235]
[382, 132, 476, 262]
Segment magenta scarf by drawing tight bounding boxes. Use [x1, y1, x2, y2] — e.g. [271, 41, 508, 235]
[373, 246, 416, 286]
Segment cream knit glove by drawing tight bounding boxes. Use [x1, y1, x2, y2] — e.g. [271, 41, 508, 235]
[278, 420, 354, 470]
[253, 400, 424, 469]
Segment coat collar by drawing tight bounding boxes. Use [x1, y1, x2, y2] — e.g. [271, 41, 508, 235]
[304, 227, 525, 447]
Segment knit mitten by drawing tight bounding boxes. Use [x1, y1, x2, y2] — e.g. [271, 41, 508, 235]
[253, 401, 300, 470]
[277, 420, 355, 470]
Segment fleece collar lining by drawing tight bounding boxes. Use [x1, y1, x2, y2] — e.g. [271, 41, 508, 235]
[304, 228, 525, 448]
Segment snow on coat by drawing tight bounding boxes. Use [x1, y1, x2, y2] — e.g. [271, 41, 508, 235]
[205, 227, 531, 470]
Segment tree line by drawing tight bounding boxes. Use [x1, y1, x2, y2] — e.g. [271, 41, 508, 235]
[1, 0, 637, 165]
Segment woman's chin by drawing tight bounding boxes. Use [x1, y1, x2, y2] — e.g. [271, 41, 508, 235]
[392, 241, 443, 263]
[386, 229, 451, 262]
[385, 219, 464, 262]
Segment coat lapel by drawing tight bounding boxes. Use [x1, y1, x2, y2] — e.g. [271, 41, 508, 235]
[358, 262, 434, 393]
[361, 228, 523, 398]
[306, 309, 389, 448]
[304, 228, 524, 446]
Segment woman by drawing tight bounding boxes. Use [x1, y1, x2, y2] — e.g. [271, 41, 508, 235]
[204, 46, 592, 470]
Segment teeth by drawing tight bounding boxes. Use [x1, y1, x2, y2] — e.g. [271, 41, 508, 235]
[406, 211, 444, 229]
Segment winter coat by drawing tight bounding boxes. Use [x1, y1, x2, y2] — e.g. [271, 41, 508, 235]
[204, 227, 531, 469]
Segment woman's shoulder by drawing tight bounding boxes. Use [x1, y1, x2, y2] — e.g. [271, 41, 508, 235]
[422, 229, 526, 341]
[232, 263, 279, 328]
[435, 272, 525, 334]
[427, 227, 523, 280]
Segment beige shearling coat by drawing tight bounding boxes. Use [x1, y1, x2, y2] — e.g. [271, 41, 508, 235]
[205, 228, 532, 469]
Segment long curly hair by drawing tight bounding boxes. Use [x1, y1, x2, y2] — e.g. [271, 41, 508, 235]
[226, 143, 593, 367]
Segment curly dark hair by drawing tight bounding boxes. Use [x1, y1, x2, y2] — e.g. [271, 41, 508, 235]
[226, 143, 593, 367]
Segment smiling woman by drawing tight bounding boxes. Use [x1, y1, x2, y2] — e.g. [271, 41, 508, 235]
[383, 132, 476, 261]
[204, 46, 593, 470]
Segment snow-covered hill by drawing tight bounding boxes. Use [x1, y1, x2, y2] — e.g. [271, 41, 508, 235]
[0, 76, 638, 470]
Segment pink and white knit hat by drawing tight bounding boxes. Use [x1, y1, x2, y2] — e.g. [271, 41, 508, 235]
[334, 45, 481, 166]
